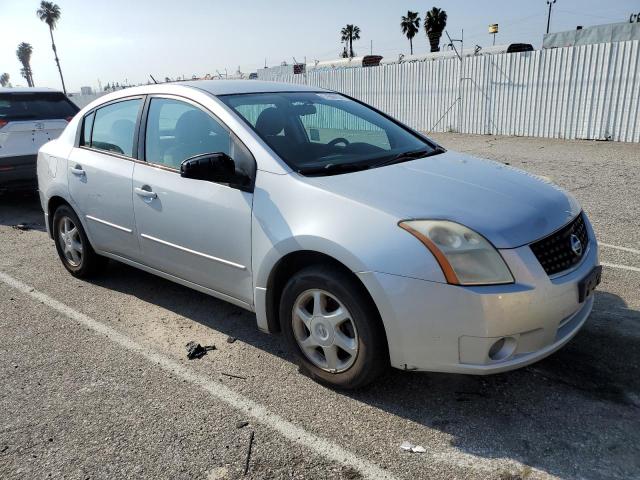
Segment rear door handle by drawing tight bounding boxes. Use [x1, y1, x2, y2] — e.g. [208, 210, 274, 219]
[70, 165, 85, 176]
[134, 187, 157, 199]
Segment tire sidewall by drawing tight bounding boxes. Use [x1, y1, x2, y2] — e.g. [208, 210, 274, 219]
[280, 266, 387, 389]
[52, 205, 93, 277]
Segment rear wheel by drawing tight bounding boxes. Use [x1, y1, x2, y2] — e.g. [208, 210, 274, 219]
[52, 205, 106, 278]
[280, 265, 387, 389]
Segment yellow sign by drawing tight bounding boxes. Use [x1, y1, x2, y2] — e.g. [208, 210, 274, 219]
[489, 24, 499, 34]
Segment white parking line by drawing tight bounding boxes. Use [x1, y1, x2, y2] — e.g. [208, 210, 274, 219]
[0, 270, 397, 480]
[600, 243, 640, 255]
[601, 262, 640, 273]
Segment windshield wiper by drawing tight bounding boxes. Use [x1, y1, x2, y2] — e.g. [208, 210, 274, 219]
[373, 146, 445, 168]
[297, 162, 372, 176]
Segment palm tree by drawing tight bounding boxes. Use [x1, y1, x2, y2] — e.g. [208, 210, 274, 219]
[37, 1, 66, 93]
[424, 7, 448, 53]
[401, 11, 421, 55]
[16, 43, 35, 87]
[340, 24, 361, 58]
[0, 73, 10, 87]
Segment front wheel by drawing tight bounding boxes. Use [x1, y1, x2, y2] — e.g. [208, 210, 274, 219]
[280, 265, 388, 389]
[52, 205, 106, 278]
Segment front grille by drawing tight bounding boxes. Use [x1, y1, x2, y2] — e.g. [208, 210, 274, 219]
[530, 213, 589, 276]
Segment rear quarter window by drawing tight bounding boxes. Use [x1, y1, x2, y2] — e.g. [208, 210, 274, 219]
[0, 92, 79, 121]
[80, 111, 95, 147]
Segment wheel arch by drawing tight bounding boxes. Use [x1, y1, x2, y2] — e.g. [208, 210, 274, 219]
[263, 250, 388, 353]
[46, 195, 71, 238]
[46, 195, 94, 248]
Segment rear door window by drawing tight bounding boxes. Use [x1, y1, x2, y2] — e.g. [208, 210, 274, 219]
[90, 99, 142, 157]
[0, 92, 79, 121]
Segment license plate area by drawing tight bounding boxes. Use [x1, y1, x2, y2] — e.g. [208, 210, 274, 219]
[578, 266, 602, 303]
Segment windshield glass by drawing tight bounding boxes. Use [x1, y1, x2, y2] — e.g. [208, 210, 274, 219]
[219, 92, 439, 175]
[0, 92, 79, 121]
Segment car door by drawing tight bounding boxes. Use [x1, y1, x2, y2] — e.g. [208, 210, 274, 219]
[132, 95, 254, 305]
[67, 97, 143, 260]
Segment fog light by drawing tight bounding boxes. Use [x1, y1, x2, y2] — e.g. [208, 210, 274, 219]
[488, 336, 516, 361]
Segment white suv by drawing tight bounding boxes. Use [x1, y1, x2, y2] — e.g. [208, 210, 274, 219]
[0, 87, 78, 192]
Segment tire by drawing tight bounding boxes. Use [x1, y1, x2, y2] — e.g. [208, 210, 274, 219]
[280, 264, 388, 389]
[52, 204, 107, 278]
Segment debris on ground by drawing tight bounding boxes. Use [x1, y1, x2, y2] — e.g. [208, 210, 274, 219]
[236, 421, 249, 429]
[226, 336, 237, 344]
[221, 372, 247, 380]
[400, 441, 426, 453]
[243, 430, 255, 476]
[11, 223, 39, 231]
[185, 341, 215, 360]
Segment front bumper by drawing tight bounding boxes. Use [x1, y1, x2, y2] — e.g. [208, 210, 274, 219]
[358, 223, 599, 374]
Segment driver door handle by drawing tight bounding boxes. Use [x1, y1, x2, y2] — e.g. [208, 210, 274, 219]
[134, 187, 157, 199]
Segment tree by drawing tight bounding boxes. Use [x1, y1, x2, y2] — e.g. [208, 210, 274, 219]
[37, 1, 67, 93]
[16, 43, 34, 87]
[401, 11, 421, 55]
[340, 24, 361, 58]
[0, 73, 10, 87]
[424, 7, 448, 53]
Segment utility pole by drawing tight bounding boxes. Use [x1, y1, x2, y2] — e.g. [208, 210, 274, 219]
[546, 0, 557, 34]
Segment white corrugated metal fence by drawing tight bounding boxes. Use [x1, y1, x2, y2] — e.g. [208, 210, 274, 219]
[274, 41, 640, 142]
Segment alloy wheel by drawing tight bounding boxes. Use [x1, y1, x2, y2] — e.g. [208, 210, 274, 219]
[291, 289, 359, 373]
[57, 216, 83, 267]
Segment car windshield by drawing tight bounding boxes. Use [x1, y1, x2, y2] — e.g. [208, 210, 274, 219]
[0, 92, 79, 121]
[219, 92, 442, 175]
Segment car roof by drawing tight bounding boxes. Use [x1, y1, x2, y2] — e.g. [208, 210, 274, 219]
[179, 80, 325, 96]
[75, 80, 333, 119]
[0, 87, 63, 94]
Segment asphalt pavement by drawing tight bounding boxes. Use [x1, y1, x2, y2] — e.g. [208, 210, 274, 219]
[1, 134, 639, 480]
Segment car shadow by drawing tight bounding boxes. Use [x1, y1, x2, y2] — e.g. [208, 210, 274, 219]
[91, 259, 640, 479]
[0, 190, 46, 231]
[350, 289, 640, 478]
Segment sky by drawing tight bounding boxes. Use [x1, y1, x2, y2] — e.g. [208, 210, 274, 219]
[1, 0, 638, 92]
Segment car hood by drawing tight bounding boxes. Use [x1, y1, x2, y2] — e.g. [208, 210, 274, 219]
[303, 150, 581, 249]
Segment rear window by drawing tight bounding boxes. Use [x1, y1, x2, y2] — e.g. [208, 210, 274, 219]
[0, 92, 79, 121]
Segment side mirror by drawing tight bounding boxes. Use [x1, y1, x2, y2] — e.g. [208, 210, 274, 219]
[180, 152, 236, 183]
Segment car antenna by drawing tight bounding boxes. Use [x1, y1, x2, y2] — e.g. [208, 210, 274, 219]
[149, 74, 158, 84]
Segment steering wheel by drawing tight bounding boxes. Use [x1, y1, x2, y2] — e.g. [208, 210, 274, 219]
[327, 137, 350, 148]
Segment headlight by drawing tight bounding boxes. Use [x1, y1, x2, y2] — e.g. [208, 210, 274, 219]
[399, 220, 514, 285]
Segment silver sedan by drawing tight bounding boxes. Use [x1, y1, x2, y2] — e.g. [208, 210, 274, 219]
[37, 81, 601, 388]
